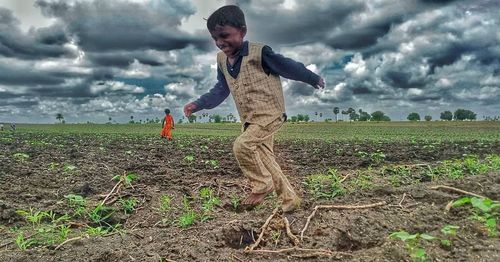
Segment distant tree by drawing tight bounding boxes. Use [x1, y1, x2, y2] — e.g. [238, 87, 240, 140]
[178, 119, 183, 124]
[349, 111, 359, 121]
[188, 114, 197, 123]
[371, 111, 390, 121]
[129, 115, 134, 124]
[297, 114, 305, 122]
[424, 115, 432, 121]
[213, 114, 222, 123]
[56, 113, 64, 123]
[407, 112, 421, 121]
[290, 116, 298, 122]
[346, 108, 355, 122]
[319, 112, 323, 118]
[454, 109, 476, 121]
[303, 115, 310, 122]
[333, 107, 340, 122]
[440, 111, 453, 121]
[358, 110, 371, 121]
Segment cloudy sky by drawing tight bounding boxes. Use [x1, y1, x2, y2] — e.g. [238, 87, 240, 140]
[0, 0, 498, 123]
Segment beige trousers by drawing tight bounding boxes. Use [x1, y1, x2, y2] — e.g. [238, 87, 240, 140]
[233, 117, 300, 212]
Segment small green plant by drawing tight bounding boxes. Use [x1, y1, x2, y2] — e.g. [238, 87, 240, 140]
[112, 172, 138, 187]
[176, 196, 196, 228]
[199, 187, 221, 219]
[65, 194, 87, 216]
[370, 150, 386, 165]
[13, 153, 29, 162]
[87, 204, 115, 227]
[16, 208, 46, 228]
[183, 155, 195, 163]
[205, 159, 220, 169]
[85, 226, 109, 236]
[48, 162, 59, 170]
[160, 195, 172, 212]
[440, 225, 459, 247]
[230, 195, 241, 210]
[304, 168, 344, 199]
[118, 198, 138, 214]
[63, 164, 77, 173]
[15, 233, 36, 250]
[389, 231, 435, 262]
[451, 197, 499, 237]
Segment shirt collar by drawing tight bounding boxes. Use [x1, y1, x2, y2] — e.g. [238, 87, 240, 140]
[234, 41, 249, 57]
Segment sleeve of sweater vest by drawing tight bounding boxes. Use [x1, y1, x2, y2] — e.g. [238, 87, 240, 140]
[261, 45, 320, 88]
[192, 67, 230, 112]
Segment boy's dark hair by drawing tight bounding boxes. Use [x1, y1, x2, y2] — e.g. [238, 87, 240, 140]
[164, 109, 170, 114]
[207, 5, 246, 31]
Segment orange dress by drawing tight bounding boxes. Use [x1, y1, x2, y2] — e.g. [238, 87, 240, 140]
[161, 115, 174, 140]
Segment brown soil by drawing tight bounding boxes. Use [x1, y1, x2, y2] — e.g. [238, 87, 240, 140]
[0, 133, 499, 261]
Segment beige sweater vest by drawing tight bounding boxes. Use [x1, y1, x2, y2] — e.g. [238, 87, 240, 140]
[217, 42, 286, 126]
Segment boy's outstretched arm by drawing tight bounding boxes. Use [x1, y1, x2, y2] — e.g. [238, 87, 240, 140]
[262, 46, 325, 89]
[184, 68, 230, 117]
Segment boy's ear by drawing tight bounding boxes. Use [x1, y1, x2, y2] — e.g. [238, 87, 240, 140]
[240, 26, 247, 37]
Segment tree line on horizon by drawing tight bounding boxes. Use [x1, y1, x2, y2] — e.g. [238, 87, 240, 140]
[51, 108, 495, 124]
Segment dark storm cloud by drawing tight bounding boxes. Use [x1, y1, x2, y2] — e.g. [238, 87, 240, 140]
[0, 7, 73, 60]
[288, 82, 314, 96]
[232, 0, 459, 51]
[35, 0, 210, 53]
[0, 63, 65, 85]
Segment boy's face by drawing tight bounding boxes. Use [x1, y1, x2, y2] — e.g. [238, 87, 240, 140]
[210, 25, 246, 57]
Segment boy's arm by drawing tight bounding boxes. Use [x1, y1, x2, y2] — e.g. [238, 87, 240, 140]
[161, 117, 165, 128]
[262, 46, 324, 89]
[184, 68, 230, 116]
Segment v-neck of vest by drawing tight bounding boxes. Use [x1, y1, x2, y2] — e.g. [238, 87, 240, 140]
[224, 55, 248, 81]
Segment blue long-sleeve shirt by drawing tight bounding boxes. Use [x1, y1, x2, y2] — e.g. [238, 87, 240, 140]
[193, 41, 320, 111]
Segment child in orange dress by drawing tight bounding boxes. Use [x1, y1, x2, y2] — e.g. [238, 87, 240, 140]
[160, 109, 174, 140]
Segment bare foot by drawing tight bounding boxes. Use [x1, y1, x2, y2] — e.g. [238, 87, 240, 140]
[241, 190, 273, 206]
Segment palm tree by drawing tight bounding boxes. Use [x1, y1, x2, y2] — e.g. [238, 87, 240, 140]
[56, 113, 64, 123]
[333, 107, 340, 122]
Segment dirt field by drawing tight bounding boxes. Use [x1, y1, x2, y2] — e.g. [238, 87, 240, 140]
[0, 130, 499, 261]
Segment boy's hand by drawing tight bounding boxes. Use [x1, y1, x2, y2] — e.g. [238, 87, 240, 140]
[183, 102, 197, 117]
[315, 77, 325, 89]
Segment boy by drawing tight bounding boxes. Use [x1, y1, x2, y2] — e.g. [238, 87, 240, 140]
[183, 5, 325, 213]
[161, 109, 174, 140]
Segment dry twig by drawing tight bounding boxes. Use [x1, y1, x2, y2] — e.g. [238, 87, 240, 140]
[283, 216, 300, 246]
[54, 236, 84, 250]
[429, 185, 486, 199]
[300, 201, 386, 240]
[247, 246, 352, 257]
[245, 207, 279, 252]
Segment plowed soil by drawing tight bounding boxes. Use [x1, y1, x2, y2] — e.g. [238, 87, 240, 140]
[0, 132, 499, 261]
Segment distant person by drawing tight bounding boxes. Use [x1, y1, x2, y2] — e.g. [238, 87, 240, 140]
[0, 123, 4, 131]
[161, 109, 174, 140]
[10, 123, 16, 131]
[183, 5, 325, 213]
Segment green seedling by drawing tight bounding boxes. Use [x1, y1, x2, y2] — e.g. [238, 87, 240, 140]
[65, 194, 87, 216]
[174, 196, 198, 227]
[112, 172, 138, 187]
[440, 225, 459, 247]
[58, 225, 71, 242]
[205, 159, 220, 169]
[48, 162, 59, 170]
[160, 195, 172, 212]
[13, 153, 29, 162]
[389, 231, 436, 262]
[304, 168, 344, 200]
[63, 164, 77, 173]
[199, 187, 221, 213]
[230, 195, 241, 210]
[183, 155, 195, 163]
[85, 226, 109, 236]
[119, 198, 138, 214]
[451, 197, 499, 237]
[15, 233, 36, 250]
[16, 208, 46, 228]
[87, 204, 115, 227]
